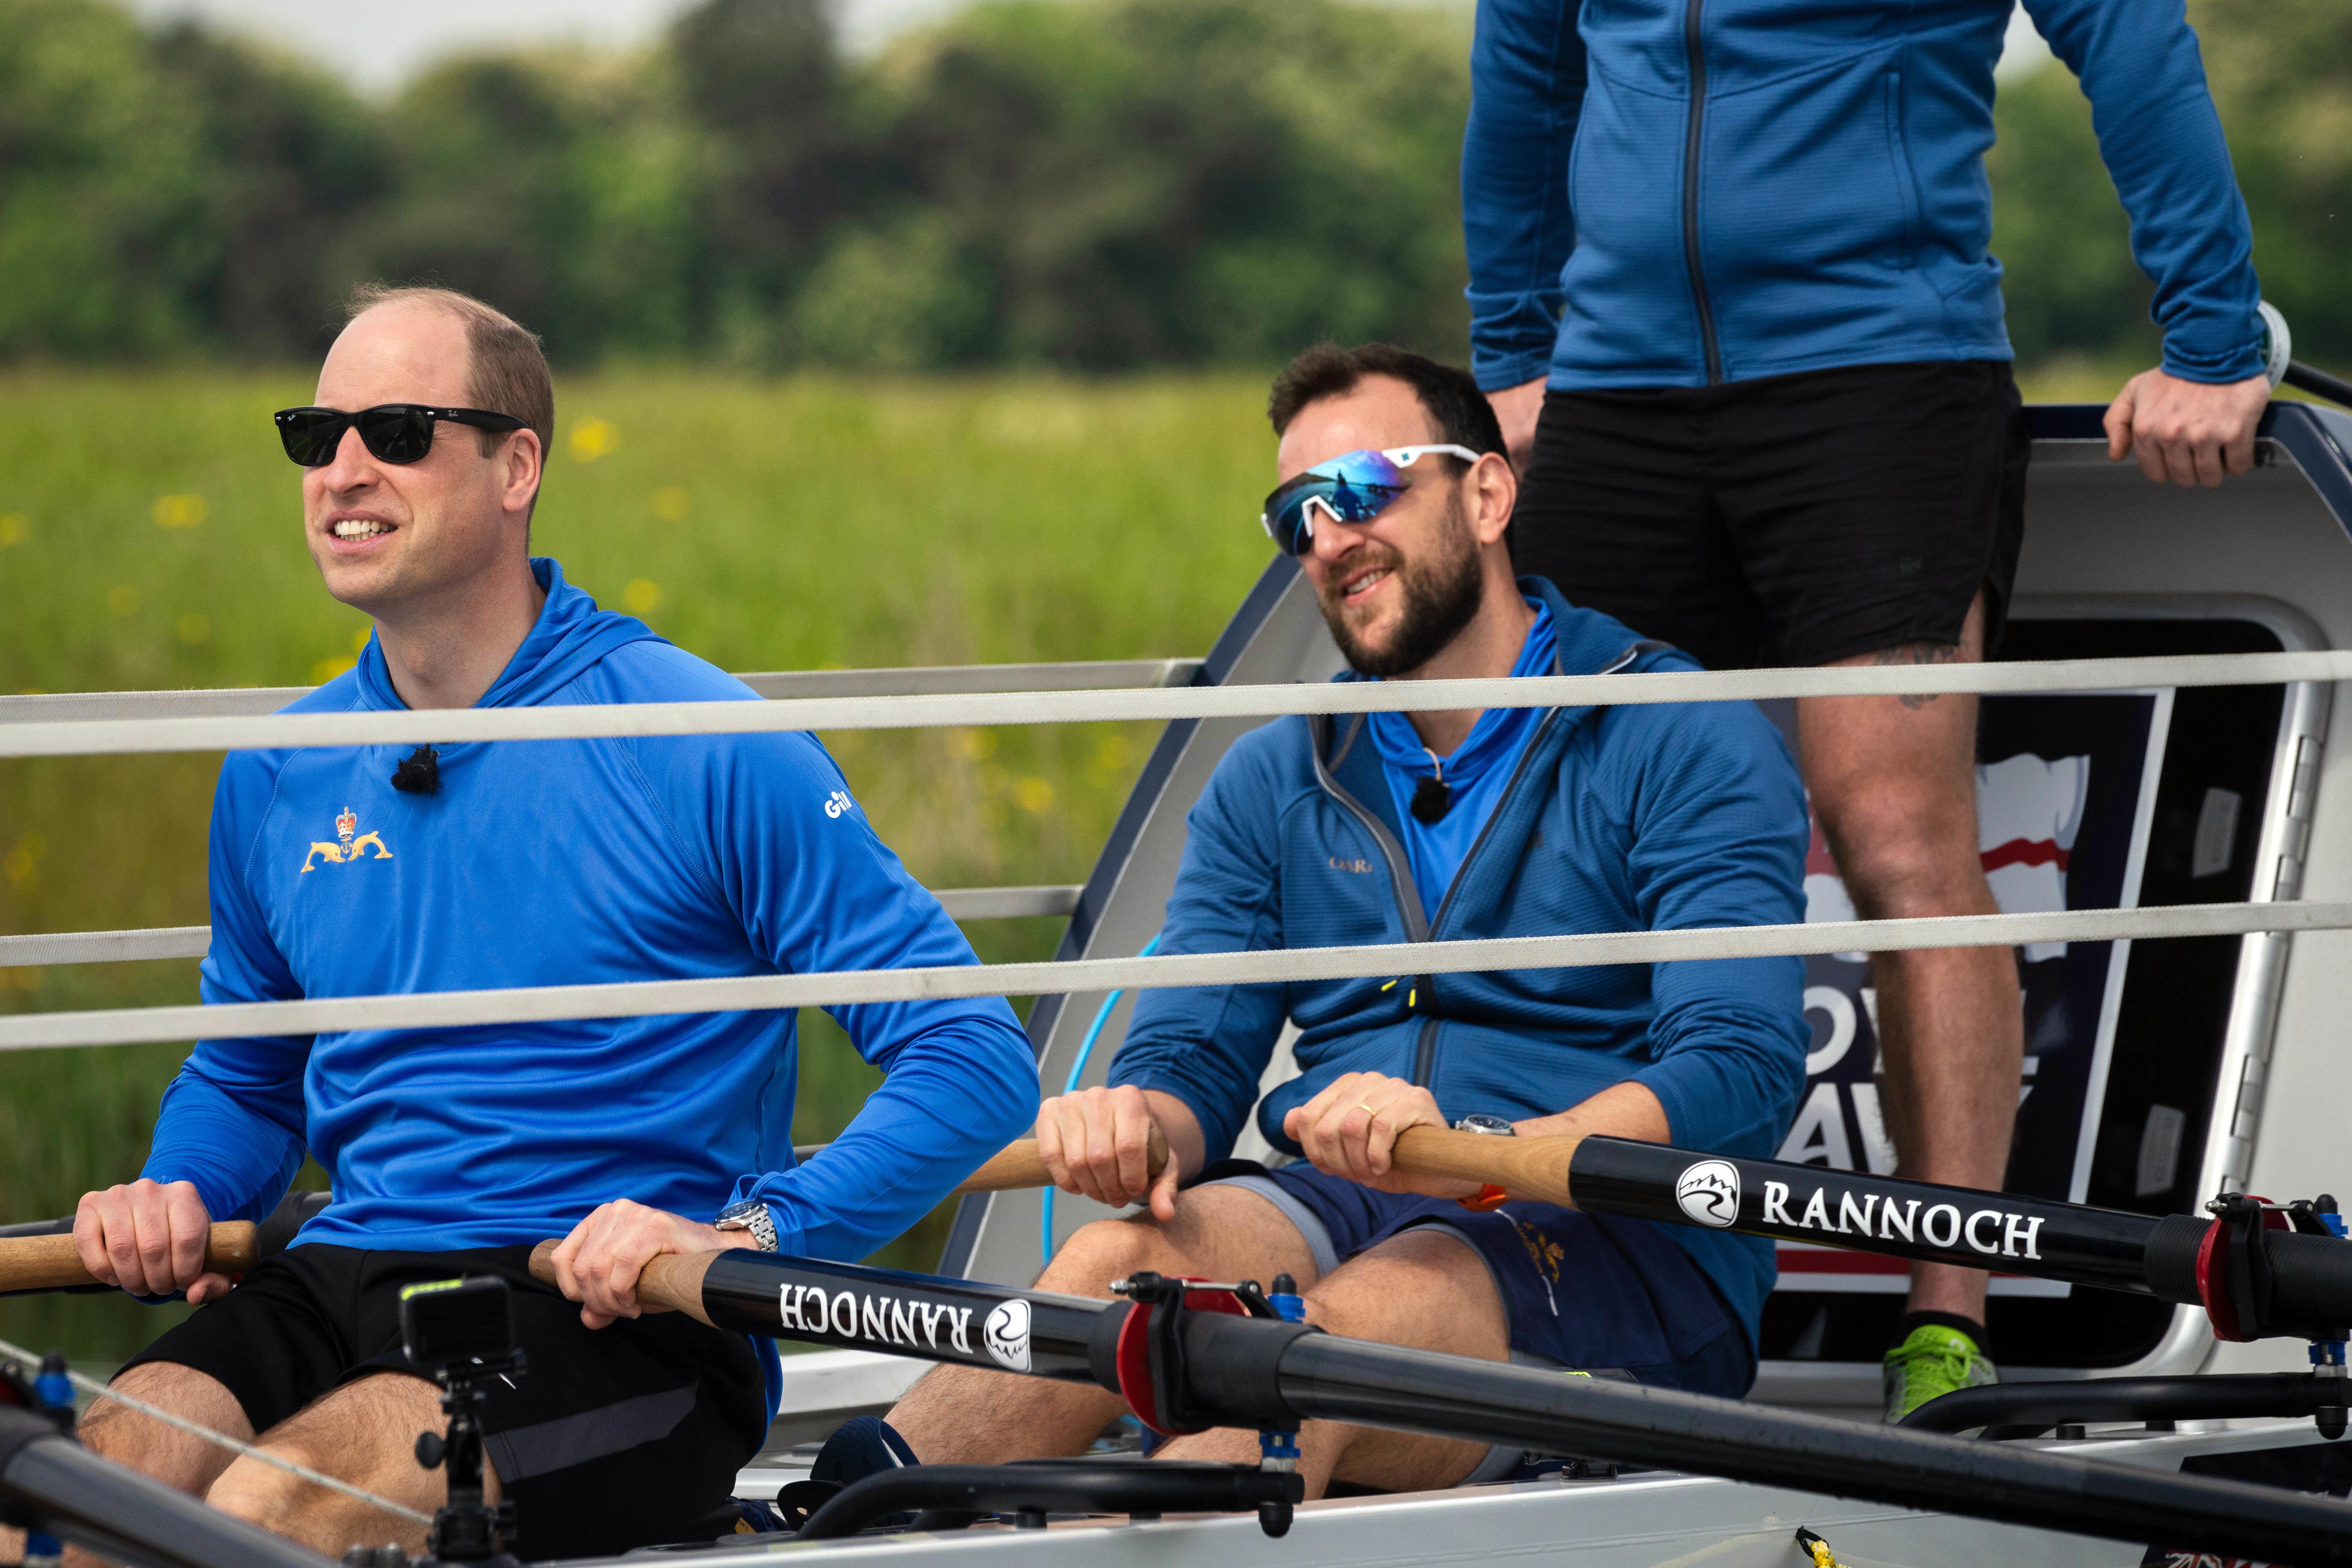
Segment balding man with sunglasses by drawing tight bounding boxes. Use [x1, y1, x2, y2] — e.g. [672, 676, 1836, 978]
[61, 283, 1036, 1561]
[872, 342, 1809, 1499]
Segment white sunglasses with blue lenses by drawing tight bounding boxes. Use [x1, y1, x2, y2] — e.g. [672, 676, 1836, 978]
[1259, 444, 1484, 555]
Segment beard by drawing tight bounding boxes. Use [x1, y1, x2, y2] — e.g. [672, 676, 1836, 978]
[1317, 490, 1486, 679]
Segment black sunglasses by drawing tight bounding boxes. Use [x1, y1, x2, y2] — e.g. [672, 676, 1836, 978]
[273, 404, 528, 467]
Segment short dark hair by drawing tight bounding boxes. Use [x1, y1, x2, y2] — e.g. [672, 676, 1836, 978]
[1266, 342, 1505, 457]
[344, 282, 554, 460]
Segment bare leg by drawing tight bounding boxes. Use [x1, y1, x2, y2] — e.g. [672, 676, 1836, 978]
[77, 1362, 254, 1496]
[39, 1363, 257, 1568]
[1155, 1227, 1508, 1497]
[888, 1185, 1318, 1464]
[1801, 590, 2022, 1323]
[205, 1372, 499, 1558]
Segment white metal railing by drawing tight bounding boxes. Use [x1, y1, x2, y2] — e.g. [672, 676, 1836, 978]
[4, 649, 2345, 760]
[5, 649, 2345, 1054]
[0, 658, 1203, 726]
[0, 885, 1086, 971]
[3, 901, 2343, 1054]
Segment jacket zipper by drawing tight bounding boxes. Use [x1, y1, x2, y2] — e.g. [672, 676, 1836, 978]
[1681, 0, 1722, 385]
[1310, 716, 1428, 945]
[1397, 645, 1650, 1085]
[1409, 706, 1565, 1085]
[1311, 715, 1437, 1088]
[1312, 640, 1648, 1089]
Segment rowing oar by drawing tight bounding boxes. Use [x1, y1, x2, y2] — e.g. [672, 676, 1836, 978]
[0, 1223, 264, 1295]
[512, 1119, 2352, 1343]
[539, 1125, 2351, 1342]
[952, 1127, 2352, 1342]
[501, 1244, 2352, 1564]
[16, 1127, 2352, 1340]
[0, 1128, 1167, 1295]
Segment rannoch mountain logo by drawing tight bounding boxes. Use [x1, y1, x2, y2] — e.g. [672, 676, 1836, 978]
[983, 1299, 1032, 1372]
[1675, 1160, 1742, 1228]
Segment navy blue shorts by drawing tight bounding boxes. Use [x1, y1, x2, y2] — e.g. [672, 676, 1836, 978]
[1206, 1161, 1754, 1399]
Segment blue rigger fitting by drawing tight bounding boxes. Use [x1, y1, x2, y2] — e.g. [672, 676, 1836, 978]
[1256, 1432, 1304, 1466]
[1259, 1274, 1305, 1469]
[22, 1352, 73, 1567]
[34, 1352, 73, 1420]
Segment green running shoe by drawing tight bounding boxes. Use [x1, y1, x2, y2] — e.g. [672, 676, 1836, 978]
[1882, 1324, 1998, 1422]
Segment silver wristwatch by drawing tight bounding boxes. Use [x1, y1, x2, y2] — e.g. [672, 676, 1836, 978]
[1454, 1114, 1518, 1137]
[713, 1199, 780, 1252]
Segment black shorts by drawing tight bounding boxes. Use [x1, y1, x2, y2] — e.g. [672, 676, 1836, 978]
[1511, 359, 2029, 671]
[120, 1244, 767, 1560]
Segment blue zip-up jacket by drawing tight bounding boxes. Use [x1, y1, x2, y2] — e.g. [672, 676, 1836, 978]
[1463, 0, 2264, 392]
[1110, 580, 1811, 1336]
[144, 558, 1037, 1276]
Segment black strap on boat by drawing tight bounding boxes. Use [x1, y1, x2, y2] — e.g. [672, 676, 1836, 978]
[1901, 1372, 2351, 1439]
[2284, 358, 2352, 410]
[792, 1460, 1301, 1540]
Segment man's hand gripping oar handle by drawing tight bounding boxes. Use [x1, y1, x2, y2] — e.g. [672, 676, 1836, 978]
[948, 1123, 1574, 1198]
[0, 1222, 260, 1293]
[1389, 1124, 1583, 1203]
[10, 1126, 1559, 1298]
[526, 1242, 721, 1324]
[955, 1123, 1175, 1192]
[519, 1126, 1182, 1324]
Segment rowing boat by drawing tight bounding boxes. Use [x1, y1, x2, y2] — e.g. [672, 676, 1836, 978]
[7, 392, 2352, 1567]
[717, 395, 2352, 1564]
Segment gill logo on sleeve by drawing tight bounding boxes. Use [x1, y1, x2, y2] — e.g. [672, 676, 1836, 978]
[301, 806, 394, 873]
[822, 790, 856, 819]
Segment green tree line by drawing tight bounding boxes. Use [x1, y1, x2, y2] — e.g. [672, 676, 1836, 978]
[1, 0, 2345, 374]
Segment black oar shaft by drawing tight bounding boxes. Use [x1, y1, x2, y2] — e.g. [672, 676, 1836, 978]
[1565, 1137, 2352, 1337]
[695, 1252, 1125, 1386]
[1566, 1137, 2161, 1290]
[670, 1248, 2352, 1564]
[1278, 1335, 2352, 1564]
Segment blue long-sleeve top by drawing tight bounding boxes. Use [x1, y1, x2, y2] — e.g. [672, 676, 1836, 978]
[1109, 580, 1810, 1338]
[1462, 0, 2264, 391]
[144, 558, 1038, 1278]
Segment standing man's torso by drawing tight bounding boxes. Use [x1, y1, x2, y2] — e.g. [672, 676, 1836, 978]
[1549, 0, 2016, 386]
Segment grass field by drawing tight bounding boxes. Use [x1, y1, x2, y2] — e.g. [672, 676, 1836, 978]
[0, 366, 1278, 1359]
[0, 357, 2163, 1363]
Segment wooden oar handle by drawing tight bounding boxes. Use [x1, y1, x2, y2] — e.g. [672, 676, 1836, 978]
[953, 1124, 1577, 1204]
[0, 1221, 260, 1294]
[516, 1127, 1578, 1327]
[956, 1124, 1171, 1193]
[525, 1241, 719, 1326]
[1390, 1125, 1583, 1206]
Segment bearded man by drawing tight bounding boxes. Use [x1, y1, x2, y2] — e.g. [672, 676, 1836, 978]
[852, 342, 1811, 1498]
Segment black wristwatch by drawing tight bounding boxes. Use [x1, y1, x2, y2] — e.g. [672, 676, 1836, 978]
[1453, 1114, 1518, 1137]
